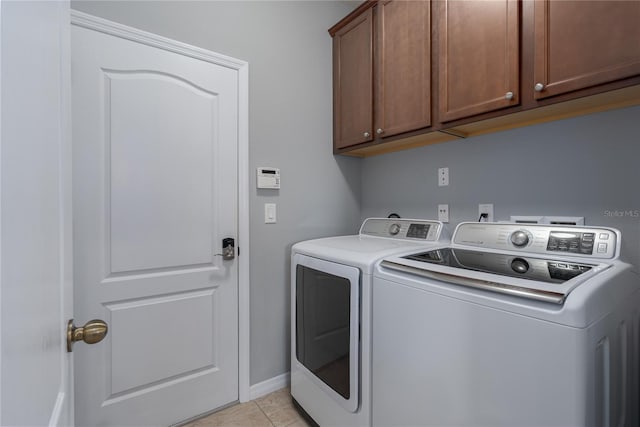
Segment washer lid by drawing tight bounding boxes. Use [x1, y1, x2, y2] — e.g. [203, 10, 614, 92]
[404, 248, 595, 284]
[380, 248, 612, 304]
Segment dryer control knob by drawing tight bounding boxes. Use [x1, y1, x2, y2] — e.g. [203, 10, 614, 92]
[510, 230, 530, 247]
[389, 223, 401, 236]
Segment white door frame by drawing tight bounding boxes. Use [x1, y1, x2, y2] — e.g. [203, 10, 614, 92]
[1, 1, 73, 425]
[70, 10, 251, 404]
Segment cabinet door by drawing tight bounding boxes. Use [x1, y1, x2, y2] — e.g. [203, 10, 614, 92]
[438, 0, 519, 122]
[533, 0, 640, 100]
[376, 0, 431, 138]
[333, 8, 373, 150]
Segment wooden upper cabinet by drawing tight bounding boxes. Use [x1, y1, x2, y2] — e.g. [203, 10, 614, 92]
[331, 1, 431, 151]
[437, 0, 519, 122]
[533, 0, 640, 100]
[328, 0, 640, 157]
[376, 0, 431, 138]
[332, 8, 374, 150]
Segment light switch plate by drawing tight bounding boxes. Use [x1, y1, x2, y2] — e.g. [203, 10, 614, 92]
[265, 203, 276, 224]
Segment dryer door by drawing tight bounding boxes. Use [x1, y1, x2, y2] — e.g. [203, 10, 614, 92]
[292, 254, 360, 412]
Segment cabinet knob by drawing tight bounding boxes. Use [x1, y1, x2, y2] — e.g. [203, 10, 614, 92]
[505, 91, 514, 100]
[363, 131, 371, 138]
[534, 83, 545, 92]
[376, 128, 384, 135]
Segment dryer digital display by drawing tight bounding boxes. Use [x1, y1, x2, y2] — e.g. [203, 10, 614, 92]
[407, 223, 431, 239]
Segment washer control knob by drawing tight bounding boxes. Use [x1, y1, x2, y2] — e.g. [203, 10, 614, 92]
[389, 223, 401, 236]
[511, 258, 530, 274]
[510, 230, 530, 247]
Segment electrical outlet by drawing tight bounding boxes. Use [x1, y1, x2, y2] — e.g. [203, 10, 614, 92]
[478, 203, 494, 222]
[438, 167, 449, 186]
[438, 204, 449, 223]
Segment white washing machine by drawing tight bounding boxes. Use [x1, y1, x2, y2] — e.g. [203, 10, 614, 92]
[372, 222, 640, 427]
[291, 218, 449, 426]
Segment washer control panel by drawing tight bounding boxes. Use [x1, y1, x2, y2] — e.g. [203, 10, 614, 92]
[360, 218, 444, 241]
[510, 230, 532, 247]
[546, 230, 598, 255]
[454, 222, 619, 259]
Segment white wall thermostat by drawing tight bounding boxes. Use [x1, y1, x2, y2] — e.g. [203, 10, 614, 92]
[257, 167, 280, 189]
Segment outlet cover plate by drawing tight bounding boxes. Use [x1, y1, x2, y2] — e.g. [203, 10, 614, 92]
[438, 204, 449, 223]
[478, 203, 494, 222]
[438, 167, 449, 186]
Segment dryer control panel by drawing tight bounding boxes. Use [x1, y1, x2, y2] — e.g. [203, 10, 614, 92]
[360, 218, 444, 241]
[453, 222, 619, 259]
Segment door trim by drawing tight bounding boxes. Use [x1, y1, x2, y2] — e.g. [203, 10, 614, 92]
[70, 10, 251, 403]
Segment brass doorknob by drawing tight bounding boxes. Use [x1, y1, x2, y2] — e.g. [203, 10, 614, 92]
[67, 319, 108, 352]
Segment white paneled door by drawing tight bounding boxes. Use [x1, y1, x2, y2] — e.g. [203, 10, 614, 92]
[72, 19, 240, 426]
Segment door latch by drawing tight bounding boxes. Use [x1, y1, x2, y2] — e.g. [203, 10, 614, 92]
[216, 238, 235, 261]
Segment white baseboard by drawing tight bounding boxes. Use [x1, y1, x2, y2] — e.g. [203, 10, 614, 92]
[248, 372, 290, 401]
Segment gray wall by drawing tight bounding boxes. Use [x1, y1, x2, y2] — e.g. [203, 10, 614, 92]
[362, 105, 640, 267]
[71, 1, 361, 385]
[71, 0, 640, 390]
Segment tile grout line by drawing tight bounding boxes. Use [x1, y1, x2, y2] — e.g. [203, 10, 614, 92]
[253, 400, 277, 427]
[254, 391, 311, 427]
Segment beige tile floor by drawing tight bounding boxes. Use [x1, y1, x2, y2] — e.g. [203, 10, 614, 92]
[183, 387, 312, 427]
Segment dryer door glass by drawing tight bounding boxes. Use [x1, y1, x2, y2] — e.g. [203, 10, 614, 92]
[296, 265, 353, 400]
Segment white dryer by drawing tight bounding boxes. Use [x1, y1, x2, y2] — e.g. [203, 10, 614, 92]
[372, 222, 640, 427]
[290, 218, 449, 426]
